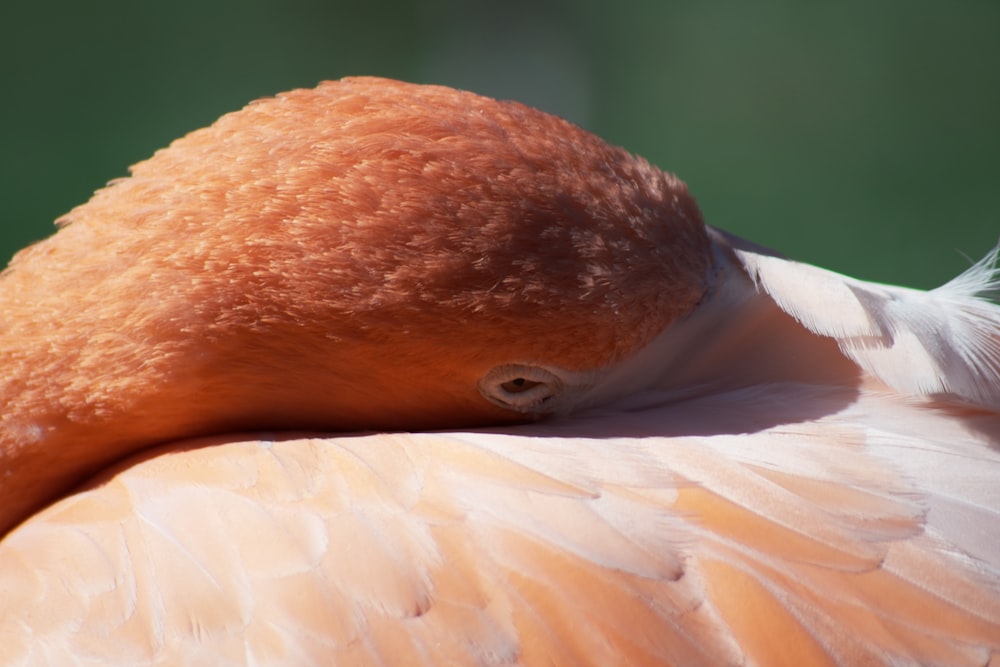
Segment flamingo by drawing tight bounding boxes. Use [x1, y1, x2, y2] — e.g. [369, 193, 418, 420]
[0, 77, 998, 666]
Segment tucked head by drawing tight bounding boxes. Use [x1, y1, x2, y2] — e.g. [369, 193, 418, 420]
[4, 76, 711, 441]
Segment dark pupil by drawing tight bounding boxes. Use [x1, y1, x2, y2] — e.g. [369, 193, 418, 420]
[500, 377, 541, 394]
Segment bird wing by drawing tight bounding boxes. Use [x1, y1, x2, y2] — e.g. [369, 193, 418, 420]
[3, 383, 999, 666]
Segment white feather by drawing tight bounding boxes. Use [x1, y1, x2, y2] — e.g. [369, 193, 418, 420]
[732, 238, 1000, 409]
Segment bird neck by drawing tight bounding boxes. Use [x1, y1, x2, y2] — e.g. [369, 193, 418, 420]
[0, 338, 189, 536]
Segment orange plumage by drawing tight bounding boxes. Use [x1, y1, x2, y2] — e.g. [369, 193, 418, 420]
[1, 77, 998, 666]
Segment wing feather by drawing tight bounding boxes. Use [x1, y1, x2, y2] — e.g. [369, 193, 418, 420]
[734, 243, 1000, 409]
[3, 380, 999, 666]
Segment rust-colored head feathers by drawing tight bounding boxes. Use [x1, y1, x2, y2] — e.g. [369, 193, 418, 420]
[57, 78, 709, 352]
[0, 77, 710, 533]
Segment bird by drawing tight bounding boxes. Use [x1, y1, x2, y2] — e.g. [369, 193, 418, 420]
[0, 76, 998, 666]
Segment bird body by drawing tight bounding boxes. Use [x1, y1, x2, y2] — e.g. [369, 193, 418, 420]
[0, 78, 998, 666]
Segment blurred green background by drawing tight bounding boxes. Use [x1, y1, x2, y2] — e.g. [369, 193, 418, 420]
[2, 0, 997, 288]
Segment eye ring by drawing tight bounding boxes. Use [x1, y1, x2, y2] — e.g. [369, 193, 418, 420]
[478, 364, 564, 414]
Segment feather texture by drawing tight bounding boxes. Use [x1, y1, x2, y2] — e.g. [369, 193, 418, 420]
[2, 382, 999, 666]
[734, 239, 1000, 409]
[1, 78, 998, 666]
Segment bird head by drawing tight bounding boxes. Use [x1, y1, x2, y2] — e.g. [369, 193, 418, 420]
[0, 78, 713, 533]
[5, 77, 711, 437]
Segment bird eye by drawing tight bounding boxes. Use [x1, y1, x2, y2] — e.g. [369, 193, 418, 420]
[479, 364, 563, 414]
[500, 377, 542, 394]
